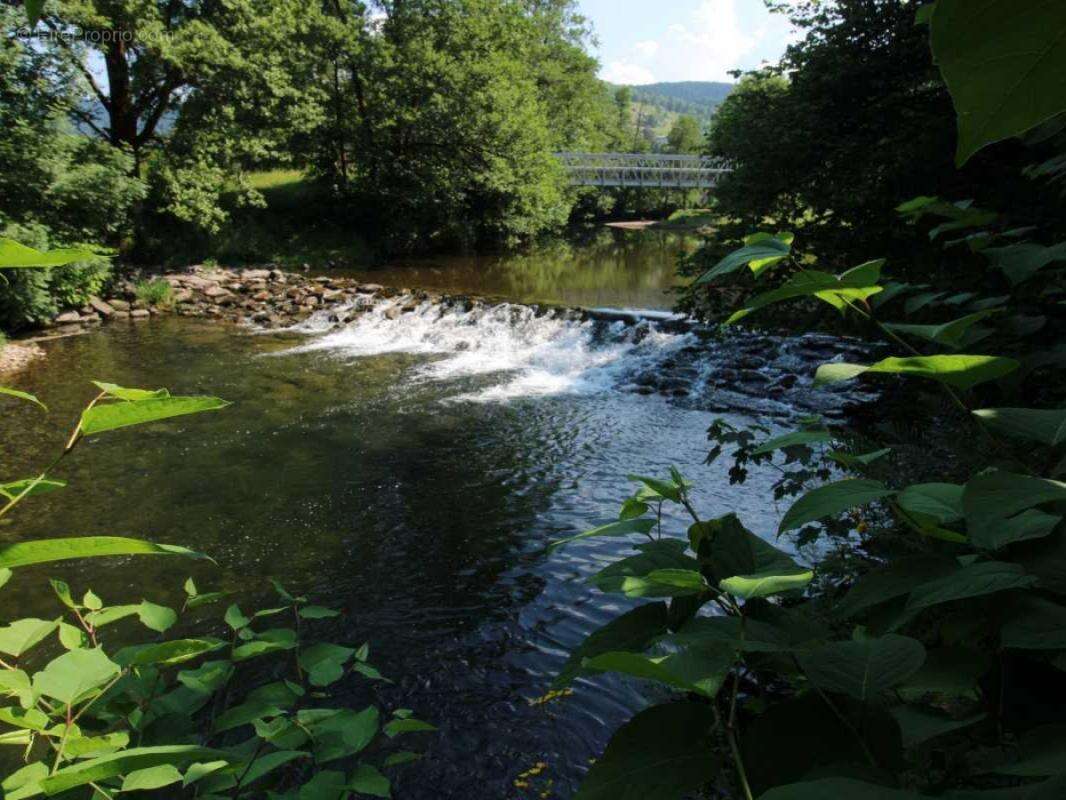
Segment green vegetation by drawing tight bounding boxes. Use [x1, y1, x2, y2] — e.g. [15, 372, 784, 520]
[134, 279, 172, 308]
[556, 3, 1066, 798]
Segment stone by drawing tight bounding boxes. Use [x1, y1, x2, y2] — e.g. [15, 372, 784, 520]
[357, 283, 384, 294]
[108, 298, 131, 311]
[202, 285, 233, 300]
[88, 297, 114, 317]
[55, 311, 82, 324]
[252, 290, 271, 302]
[172, 288, 194, 304]
[130, 309, 150, 319]
[384, 305, 402, 320]
[240, 269, 271, 280]
[112, 310, 130, 319]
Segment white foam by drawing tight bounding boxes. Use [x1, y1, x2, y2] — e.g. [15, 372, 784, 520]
[276, 297, 696, 402]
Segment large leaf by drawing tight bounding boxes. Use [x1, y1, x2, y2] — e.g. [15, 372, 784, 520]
[0, 478, 66, 500]
[548, 517, 656, 551]
[797, 634, 926, 701]
[572, 702, 717, 800]
[905, 561, 1037, 616]
[0, 387, 46, 411]
[897, 483, 964, 524]
[32, 648, 121, 705]
[815, 355, 1019, 391]
[0, 537, 210, 569]
[834, 555, 958, 619]
[931, 0, 1066, 164]
[554, 602, 670, 687]
[760, 779, 923, 799]
[80, 395, 230, 436]
[973, 408, 1066, 447]
[778, 479, 894, 534]
[1001, 596, 1066, 649]
[725, 262, 884, 326]
[963, 472, 1066, 550]
[668, 614, 793, 653]
[695, 231, 792, 284]
[582, 648, 732, 698]
[0, 239, 99, 269]
[693, 513, 811, 596]
[0, 619, 59, 657]
[590, 540, 700, 598]
[884, 311, 996, 350]
[891, 705, 986, 747]
[983, 242, 1066, 285]
[720, 570, 812, 599]
[751, 430, 834, 455]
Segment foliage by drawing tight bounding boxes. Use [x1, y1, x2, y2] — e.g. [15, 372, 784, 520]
[555, 4, 1066, 798]
[134, 278, 172, 308]
[666, 115, 704, 155]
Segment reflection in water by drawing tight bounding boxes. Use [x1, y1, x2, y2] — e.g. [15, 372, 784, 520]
[0, 231, 859, 797]
[338, 227, 697, 310]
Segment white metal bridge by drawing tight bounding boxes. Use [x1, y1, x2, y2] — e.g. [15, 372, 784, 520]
[554, 152, 729, 189]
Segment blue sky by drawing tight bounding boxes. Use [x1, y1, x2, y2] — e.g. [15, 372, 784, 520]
[577, 0, 801, 84]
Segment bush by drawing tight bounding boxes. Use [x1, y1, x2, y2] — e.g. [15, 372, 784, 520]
[135, 278, 173, 307]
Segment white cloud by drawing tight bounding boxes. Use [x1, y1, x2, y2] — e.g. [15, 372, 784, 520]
[601, 60, 657, 85]
[598, 0, 798, 84]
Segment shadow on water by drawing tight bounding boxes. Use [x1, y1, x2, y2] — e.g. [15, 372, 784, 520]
[0, 231, 869, 797]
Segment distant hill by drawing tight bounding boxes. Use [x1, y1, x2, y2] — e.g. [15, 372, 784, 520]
[606, 81, 734, 121]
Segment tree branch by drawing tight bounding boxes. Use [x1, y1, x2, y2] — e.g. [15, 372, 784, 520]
[43, 20, 111, 111]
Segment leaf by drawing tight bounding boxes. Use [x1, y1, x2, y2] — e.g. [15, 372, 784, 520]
[834, 556, 958, 619]
[123, 639, 225, 667]
[983, 242, 1066, 285]
[299, 642, 356, 687]
[931, 0, 1066, 164]
[348, 763, 391, 797]
[309, 707, 380, 763]
[0, 537, 211, 569]
[137, 601, 177, 633]
[232, 628, 297, 661]
[590, 540, 700, 598]
[963, 472, 1066, 549]
[973, 408, 1066, 446]
[582, 649, 729, 697]
[627, 473, 684, 502]
[778, 479, 895, 534]
[80, 396, 230, 436]
[759, 779, 923, 799]
[230, 750, 307, 787]
[298, 605, 341, 619]
[642, 568, 706, 596]
[0, 478, 65, 500]
[0, 386, 46, 411]
[898, 483, 964, 524]
[720, 570, 813, 599]
[0, 618, 59, 657]
[554, 602, 670, 687]
[548, 517, 656, 551]
[224, 604, 250, 630]
[891, 705, 985, 747]
[668, 614, 793, 653]
[752, 430, 834, 455]
[899, 646, 992, 699]
[696, 231, 792, 284]
[815, 355, 1019, 391]
[0, 239, 99, 268]
[383, 751, 421, 767]
[121, 764, 183, 792]
[1001, 596, 1066, 649]
[905, 562, 1037, 616]
[32, 648, 120, 705]
[572, 702, 718, 800]
[884, 311, 997, 349]
[725, 264, 885, 326]
[383, 718, 436, 737]
[797, 634, 926, 701]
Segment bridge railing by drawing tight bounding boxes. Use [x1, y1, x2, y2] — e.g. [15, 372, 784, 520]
[553, 152, 730, 188]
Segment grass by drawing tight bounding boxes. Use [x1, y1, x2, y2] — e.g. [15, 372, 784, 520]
[135, 278, 173, 307]
[653, 209, 719, 232]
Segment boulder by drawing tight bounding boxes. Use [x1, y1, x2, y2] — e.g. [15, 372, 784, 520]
[55, 311, 82, 324]
[88, 297, 115, 317]
[130, 309, 150, 319]
[108, 298, 131, 311]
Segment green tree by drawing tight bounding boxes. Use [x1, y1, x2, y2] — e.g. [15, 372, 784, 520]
[666, 114, 703, 154]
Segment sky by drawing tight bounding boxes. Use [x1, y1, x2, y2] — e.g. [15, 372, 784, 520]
[578, 0, 801, 85]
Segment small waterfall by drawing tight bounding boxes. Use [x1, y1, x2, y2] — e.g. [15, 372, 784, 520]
[274, 294, 875, 415]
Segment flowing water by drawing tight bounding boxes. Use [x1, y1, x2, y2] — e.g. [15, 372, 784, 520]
[0, 229, 873, 797]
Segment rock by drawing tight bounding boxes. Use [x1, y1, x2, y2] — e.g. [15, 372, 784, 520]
[321, 289, 345, 302]
[55, 311, 82, 324]
[269, 269, 286, 283]
[252, 290, 271, 302]
[130, 309, 150, 319]
[108, 298, 131, 311]
[89, 296, 115, 317]
[172, 288, 194, 304]
[772, 374, 799, 390]
[180, 275, 217, 291]
[202, 285, 233, 302]
[112, 310, 130, 319]
[240, 269, 271, 280]
[384, 305, 402, 320]
[357, 283, 384, 294]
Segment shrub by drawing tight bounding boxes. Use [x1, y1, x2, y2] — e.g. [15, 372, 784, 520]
[135, 278, 173, 308]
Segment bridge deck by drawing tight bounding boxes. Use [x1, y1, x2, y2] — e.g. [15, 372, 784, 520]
[554, 152, 729, 188]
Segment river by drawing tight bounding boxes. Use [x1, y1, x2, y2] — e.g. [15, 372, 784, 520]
[0, 228, 870, 798]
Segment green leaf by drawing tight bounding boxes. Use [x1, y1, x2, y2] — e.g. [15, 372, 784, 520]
[572, 702, 718, 800]
[834, 556, 957, 619]
[182, 761, 228, 787]
[668, 614, 793, 653]
[229, 750, 307, 788]
[798, 634, 926, 701]
[80, 396, 230, 436]
[815, 355, 1019, 391]
[760, 779, 923, 799]
[0, 386, 46, 411]
[627, 473, 683, 502]
[884, 311, 997, 349]
[963, 472, 1066, 550]
[1001, 596, 1066, 649]
[0, 239, 99, 268]
[983, 242, 1066, 285]
[931, 0, 1066, 164]
[232, 628, 297, 661]
[1, 763, 47, 797]
[548, 517, 656, 551]
[298, 605, 341, 619]
[348, 763, 391, 797]
[973, 408, 1066, 446]
[554, 602, 670, 687]
[725, 264, 884, 326]
[177, 660, 234, 693]
[0, 537, 211, 569]
[299, 642, 356, 687]
[137, 601, 177, 633]
[383, 718, 436, 737]
[906, 562, 1037, 616]
[720, 569, 813, 599]
[778, 479, 894, 534]
[123, 639, 225, 667]
[751, 430, 834, 455]
[121, 764, 183, 792]
[898, 483, 964, 524]
[383, 751, 421, 767]
[891, 705, 985, 747]
[696, 231, 792, 284]
[91, 382, 170, 401]
[309, 707, 380, 763]
[590, 540, 700, 598]
[641, 568, 706, 596]
[581, 650, 720, 697]
[899, 646, 992, 699]
[224, 604, 250, 630]
[32, 648, 120, 705]
[0, 478, 65, 500]
[0, 618, 59, 657]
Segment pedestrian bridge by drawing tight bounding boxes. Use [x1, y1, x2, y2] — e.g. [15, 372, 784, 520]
[554, 152, 729, 189]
